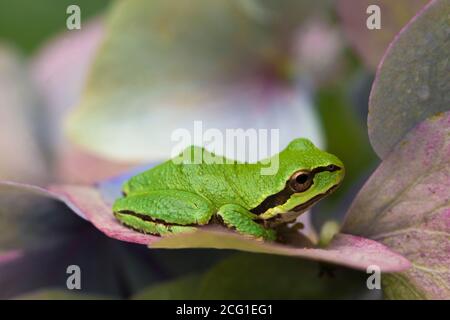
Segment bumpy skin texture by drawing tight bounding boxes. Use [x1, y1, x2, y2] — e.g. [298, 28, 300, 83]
[113, 138, 344, 240]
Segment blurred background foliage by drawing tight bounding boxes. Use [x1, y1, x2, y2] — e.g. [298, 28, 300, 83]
[0, 0, 110, 54]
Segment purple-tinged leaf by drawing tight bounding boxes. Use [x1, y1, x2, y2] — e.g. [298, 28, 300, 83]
[50, 185, 409, 272]
[368, 0, 450, 159]
[0, 182, 85, 251]
[0, 46, 47, 183]
[0, 182, 222, 298]
[0, 230, 175, 299]
[343, 111, 450, 299]
[0, 180, 410, 273]
[152, 229, 410, 272]
[49, 185, 159, 245]
[30, 18, 132, 184]
[31, 19, 104, 126]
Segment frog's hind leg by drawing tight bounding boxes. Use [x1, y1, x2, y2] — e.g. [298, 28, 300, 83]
[113, 190, 215, 236]
[114, 212, 197, 236]
[217, 204, 276, 241]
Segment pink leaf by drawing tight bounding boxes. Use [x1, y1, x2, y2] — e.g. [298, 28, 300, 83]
[343, 111, 450, 298]
[0, 180, 410, 273]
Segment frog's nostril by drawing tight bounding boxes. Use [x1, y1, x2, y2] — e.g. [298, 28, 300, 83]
[327, 164, 339, 172]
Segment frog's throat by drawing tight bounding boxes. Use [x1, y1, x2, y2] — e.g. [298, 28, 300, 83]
[262, 183, 339, 226]
[250, 165, 341, 217]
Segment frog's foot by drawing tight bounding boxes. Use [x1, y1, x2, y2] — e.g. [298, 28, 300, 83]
[217, 204, 276, 241]
[114, 212, 197, 236]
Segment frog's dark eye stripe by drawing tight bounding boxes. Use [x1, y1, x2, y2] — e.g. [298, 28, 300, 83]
[312, 164, 341, 174]
[250, 164, 341, 215]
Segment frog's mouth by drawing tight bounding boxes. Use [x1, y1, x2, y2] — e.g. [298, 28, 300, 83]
[260, 184, 339, 227]
[290, 183, 339, 213]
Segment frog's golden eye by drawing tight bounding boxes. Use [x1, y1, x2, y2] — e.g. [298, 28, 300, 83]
[289, 170, 313, 192]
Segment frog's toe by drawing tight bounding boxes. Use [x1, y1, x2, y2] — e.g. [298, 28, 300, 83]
[114, 212, 197, 236]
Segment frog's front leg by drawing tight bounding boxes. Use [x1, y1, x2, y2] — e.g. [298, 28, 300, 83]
[113, 190, 215, 236]
[217, 204, 276, 241]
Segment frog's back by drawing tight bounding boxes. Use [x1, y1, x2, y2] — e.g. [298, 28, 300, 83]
[122, 146, 253, 208]
[122, 158, 184, 194]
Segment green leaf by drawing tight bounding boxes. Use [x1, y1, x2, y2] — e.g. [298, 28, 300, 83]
[368, 0, 450, 158]
[133, 253, 376, 300]
[14, 289, 110, 300]
[0, 0, 110, 53]
[343, 111, 450, 299]
[132, 275, 202, 300]
[197, 253, 370, 299]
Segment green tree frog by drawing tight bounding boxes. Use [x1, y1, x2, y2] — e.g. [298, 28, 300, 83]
[113, 138, 344, 241]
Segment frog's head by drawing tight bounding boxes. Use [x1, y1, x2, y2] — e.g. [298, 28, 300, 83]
[253, 138, 345, 225]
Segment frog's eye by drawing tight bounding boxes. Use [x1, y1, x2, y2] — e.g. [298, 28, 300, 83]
[289, 170, 313, 192]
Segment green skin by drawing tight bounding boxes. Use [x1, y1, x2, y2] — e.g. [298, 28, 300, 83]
[113, 138, 344, 241]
